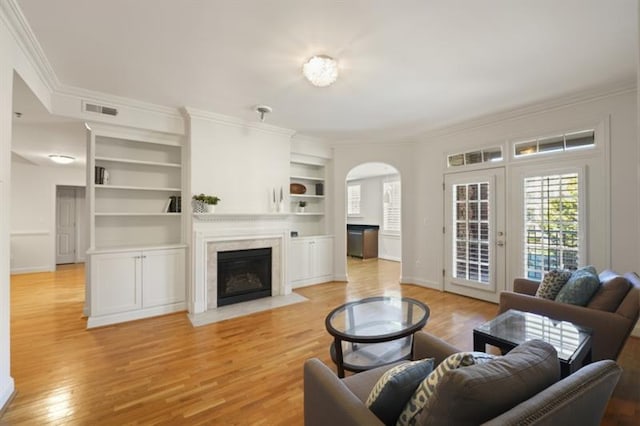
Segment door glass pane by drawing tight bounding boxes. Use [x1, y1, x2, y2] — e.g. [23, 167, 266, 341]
[452, 182, 490, 284]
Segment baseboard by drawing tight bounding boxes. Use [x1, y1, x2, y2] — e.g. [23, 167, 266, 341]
[379, 255, 401, 262]
[86, 303, 186, 329]
[291, 275, 334, 289]
[0, 377, 15, 413]
[400, 276, 442, 291]
[333, 274, 348, 282]
[10, 266, 51, 274]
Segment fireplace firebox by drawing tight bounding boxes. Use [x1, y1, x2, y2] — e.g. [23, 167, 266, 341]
[217, 247, 272, 307]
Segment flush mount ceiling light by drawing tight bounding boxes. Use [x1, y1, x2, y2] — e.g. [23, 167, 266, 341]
[302, 55, 338, 87]
[48, 154, 75, 164]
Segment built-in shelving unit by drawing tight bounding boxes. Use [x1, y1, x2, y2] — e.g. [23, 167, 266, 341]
[289, 156, 328, 236]
[86, 123, 186, 328]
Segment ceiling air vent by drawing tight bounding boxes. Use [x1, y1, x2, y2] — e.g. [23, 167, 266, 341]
[83, 102, 118, 116]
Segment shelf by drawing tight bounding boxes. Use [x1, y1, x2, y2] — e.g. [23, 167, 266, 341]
[88, 243, 187, 254]
[94, 184, 182, 192]
[290, 175, 324, 182]
[290, 194, 325, 199]
[95, 156, 182, 168]
[95, 212, 182, 217]
[292, 212, 324, 216]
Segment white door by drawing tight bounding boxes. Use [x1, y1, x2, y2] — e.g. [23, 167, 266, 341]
[56, 187, 76, 264]
[313, 237, 334, 278]
[91, 251, 142, 315]
[444, 168, 506, 303]
[290, 239, 310, 284]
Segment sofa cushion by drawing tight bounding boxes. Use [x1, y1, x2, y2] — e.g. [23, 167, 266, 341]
[365, 358, 434, 426]
[555, 266, 600, 306]
[535, 269, 572, 300]
[417, 339, 560, 426]
[587, 275, 631, 312]
[396, 352, 495, 426]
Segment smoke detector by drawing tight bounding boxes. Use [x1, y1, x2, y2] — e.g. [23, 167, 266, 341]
[255, 105, 272, 122]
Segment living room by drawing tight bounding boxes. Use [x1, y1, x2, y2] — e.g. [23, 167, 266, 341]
[1, 1, 638, 424]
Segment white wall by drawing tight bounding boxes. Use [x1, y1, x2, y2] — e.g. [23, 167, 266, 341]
[187, 110, 294, 214]
[10, 161, 85, 273]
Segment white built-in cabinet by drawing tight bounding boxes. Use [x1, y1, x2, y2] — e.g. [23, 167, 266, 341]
[290, 236, 334, 288]
[289, 155, 328, 237]
[85, 123, 186, 328]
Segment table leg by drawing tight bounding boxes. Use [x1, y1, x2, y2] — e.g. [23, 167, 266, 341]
[473, 332, 486, 352]
[334, 337, 345, 378]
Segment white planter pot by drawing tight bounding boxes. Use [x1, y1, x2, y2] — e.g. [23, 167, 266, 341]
[206, 204, 216, 213]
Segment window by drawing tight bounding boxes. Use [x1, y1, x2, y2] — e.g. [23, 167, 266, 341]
[383, 180, 401, 234]
[453, 182, 490, 284]
[523, 173, 580, 280]
[347, 184, 361, 216]
[448, 147, 503, 168]
[514, 130, 594, 158]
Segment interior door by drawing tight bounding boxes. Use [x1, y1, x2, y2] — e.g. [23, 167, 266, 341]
[56, 187, 76, 264]
[444, 168, 506, 303]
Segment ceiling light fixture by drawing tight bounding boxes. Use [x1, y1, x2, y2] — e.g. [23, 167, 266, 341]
[255, 105, 272, 122]
[302, 55, 338, 87]
[48, 154, 75, 164]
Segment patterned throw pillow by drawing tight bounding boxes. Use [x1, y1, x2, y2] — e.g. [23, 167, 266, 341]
[555, 266, 600, 306]
[365, 358, 434, 426]
[396, 352, 496, 426]
[535, 269, 572, 300]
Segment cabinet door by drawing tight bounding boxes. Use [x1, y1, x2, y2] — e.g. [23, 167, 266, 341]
[312, 238, 334, 278]
[91, 251, 142, 315]
[142, 248, 186, 308]
[290, 240, 311, 282]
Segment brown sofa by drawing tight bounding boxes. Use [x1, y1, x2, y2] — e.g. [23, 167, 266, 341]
[499, 270, 640, 361]
[304, 332, 622, 426]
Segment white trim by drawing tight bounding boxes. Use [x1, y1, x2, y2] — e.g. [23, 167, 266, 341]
[86, 302, 186, 328]
[183, 107, 296, 137]
[291, 275, 334, 288]
[10, 265, 52, 274]
[333, 274, 348, 282]
[379, 254, 401, 262]
[400, 277, 441, 290]
[0, 377, 15, 411]
[10, 230, 48, 236]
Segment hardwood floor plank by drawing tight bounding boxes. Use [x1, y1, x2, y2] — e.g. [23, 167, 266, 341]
[1, 259, 637, 425]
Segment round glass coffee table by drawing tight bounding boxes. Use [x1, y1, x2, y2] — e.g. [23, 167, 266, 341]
[325, 296, 430, 378]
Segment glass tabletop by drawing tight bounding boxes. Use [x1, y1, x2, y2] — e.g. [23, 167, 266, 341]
[325, 296, 430, 342]
[474, 309, 592, 361]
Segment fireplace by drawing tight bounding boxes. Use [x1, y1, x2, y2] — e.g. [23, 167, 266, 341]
[217, 247, 272, 307]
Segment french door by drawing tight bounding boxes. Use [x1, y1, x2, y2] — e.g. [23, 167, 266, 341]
[444, 168, 505, 303]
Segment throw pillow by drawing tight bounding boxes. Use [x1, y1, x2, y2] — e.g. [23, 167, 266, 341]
[555, 266, 600, 306]
[587, 275, 631, 312]
[396, 352, 495, 426]
[365, 358, 434, 426]
[535, 269, 572, 300]
[418, 340, 560, 426]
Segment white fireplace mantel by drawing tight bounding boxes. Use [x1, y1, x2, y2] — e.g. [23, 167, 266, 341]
[191, 216, 291, 314]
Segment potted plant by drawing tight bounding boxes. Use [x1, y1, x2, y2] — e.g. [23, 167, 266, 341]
[193, 193, 221, 213]
[298, 201, 307, 213]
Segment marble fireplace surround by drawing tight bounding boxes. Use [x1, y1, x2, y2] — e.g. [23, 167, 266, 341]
[191, 215, 293, 316]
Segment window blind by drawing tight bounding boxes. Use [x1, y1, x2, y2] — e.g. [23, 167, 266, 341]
[347, 184, 361, 216]
[523, 173, 580, 280]
[383, 180, 401, 233]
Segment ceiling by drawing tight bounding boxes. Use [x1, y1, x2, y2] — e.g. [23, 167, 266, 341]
[13, 0, 638, 143]
[347, 162, 399, 181]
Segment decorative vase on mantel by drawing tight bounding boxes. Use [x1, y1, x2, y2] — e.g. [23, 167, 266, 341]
[206, 204, 215, 213]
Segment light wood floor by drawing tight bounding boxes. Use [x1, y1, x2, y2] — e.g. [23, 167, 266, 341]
[1, 259, 638, 425]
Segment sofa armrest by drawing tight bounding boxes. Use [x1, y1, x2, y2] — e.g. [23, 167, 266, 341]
[513, 278, 540, 296]
[304, 358, 383, 426]
[482, 360, 621, 426]
[412, 331, 459, 365]
[499, 291, 632, 360]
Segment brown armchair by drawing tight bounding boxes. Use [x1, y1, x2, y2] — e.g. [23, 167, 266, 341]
[499, 270, 640, 361]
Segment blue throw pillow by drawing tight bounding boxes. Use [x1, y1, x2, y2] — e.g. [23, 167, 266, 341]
[555, 266, 600, 306]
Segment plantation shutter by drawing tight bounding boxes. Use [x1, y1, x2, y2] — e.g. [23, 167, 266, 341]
[347, 184, 361, 216]
[523, 173, 580, 280]
[383, 180, 401, 233]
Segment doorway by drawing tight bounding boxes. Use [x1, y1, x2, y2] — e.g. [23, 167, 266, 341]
[56, 186, 86, 265]
[345, 162, 402, 281]
[443, 168, 506, 303]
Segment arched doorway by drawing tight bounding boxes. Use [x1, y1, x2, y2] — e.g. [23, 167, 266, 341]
[345, 162, 401, 284]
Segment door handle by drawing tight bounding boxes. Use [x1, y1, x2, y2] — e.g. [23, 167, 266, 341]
[496, 241, 505, 247]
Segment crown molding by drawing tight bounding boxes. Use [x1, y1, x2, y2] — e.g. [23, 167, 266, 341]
[183, 107, 296, 137]
[423, 79, 637, 140]
[0, 0, 58, 92]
